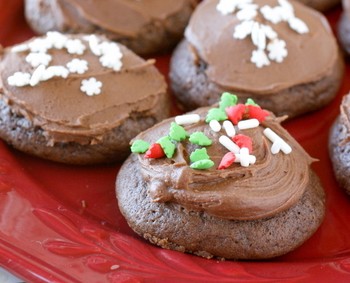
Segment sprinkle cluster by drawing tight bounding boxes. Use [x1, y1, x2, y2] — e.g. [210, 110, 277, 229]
[131, 92, 292, 170]
[7, 32, 123, 96]
[216, 0, 309, 68]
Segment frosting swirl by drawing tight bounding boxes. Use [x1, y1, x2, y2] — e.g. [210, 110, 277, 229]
[185, 0, 338, 93]
[0, 34, 167, 145]
[132, 104, 314, 221]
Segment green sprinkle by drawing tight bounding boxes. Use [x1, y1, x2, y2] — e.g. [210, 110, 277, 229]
[131, 140, 150, 153]
[245, 98, 259, 107]
[189, 132, 212, 146]
[169, 122, 188, 142]
[190, 148, 210, 163]
[190, 159, 215, 170]
[157, 136, 176, 158]
[205, 108, 227, 123]
[219, 92, 238, 110]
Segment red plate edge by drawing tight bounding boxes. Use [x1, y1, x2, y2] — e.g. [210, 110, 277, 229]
[0, 1, 350, 282]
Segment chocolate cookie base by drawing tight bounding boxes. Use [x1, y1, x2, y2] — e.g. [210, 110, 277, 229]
[329, 117, 350, 195]
[338, 12, 350, 57]
[0, 93, 169, 165]
[116, 154, 325, 260]
[169, 40, 344, 118]
[298, 0, 340, 11]
[24, 0, 196, 56]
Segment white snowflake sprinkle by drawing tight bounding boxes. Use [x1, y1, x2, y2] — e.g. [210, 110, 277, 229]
[288, 17, 309, 34]
[260, 5, 283, 24]
[46, 31, 68, 49]
[99, 54, 122, 71]
[236, 5, 258, 21]
[28, 38, 53, 53]
[67, 59, 88, 74]
[251, 49, 270, 68]
[99, 42, 123, 59]
[65, 39, 86, 55]
[80, 78, 102, 96]
[267, 39, 287, 63]
[233, 20, 254, 39]
[217, 0, 253, 15]
[7, 72, 31, 87]
[25, 52, 52, 67]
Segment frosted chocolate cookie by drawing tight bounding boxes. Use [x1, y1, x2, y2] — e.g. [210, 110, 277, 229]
[329, 94, 350, 195]
[170, 0, 343, 118]
[24, 0, 198, 55]
[0, 32, 169, 164]
[116, 93, 325, 259]
[298, 0, 340, 11]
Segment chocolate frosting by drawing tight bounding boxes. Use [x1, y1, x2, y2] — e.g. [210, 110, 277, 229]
[185, 0, 338, 93]
[0, 35, 167, 145]
[57, 0, 191, 37]
[133, 107, 314, 220]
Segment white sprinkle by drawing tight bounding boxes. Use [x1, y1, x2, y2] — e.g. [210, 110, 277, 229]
[80, 77, 102, 96]
[238, 118, 259, 130]
[28, 38, 52, 53]
[84, 34, 102, 56]
[99, 53, 122, 71]
[239, 147, 250, 167]
[11, 43, 29, 53]
[30, 64, 46, 86]
[25, 52, 52, 67]
[263, 128, 292, 154]
[219, 135, 240, 153]
[261, 24, 277, 40]
[99, 42, 123, 59]
[175, 114, 200, 125]
[267, 39, 287, 63]
[110, 265, 119, 270]
[251, 22, 266, 50]
[236, 6, 257, 21]
[234, 152, 256, 165]
[7, 72, 31, 87]
[251, 49, 270, 68]
[46, 66, 69, 79]
[46, 31, 68, 49]
[271, 139, 282, 154]
[209, 120, 221, 132]
[288, 17, 309, 34]
[65, 39, 86, 55]
[234, 20, 254, 39]
[67, 58, 88, 74]
[223, 120, 236, 137]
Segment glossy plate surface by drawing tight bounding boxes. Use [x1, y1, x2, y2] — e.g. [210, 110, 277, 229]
[0, 1, 350, 282]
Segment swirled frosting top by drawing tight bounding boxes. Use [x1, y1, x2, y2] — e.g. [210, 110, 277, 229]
[0, 33, 166, 145]
[131, 93, 314, 220]
[185, 0, 338, 93]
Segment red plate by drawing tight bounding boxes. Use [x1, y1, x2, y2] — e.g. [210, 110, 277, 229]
[1, 1, 350, 282]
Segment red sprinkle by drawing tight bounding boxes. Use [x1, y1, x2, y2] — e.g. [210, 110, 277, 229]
[145, 143, 165, 158]
[226, 104, 246, 124]
[247, 105, 269, 122]
[218, 152, 236, 170]
[233, 134, 253, 153]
